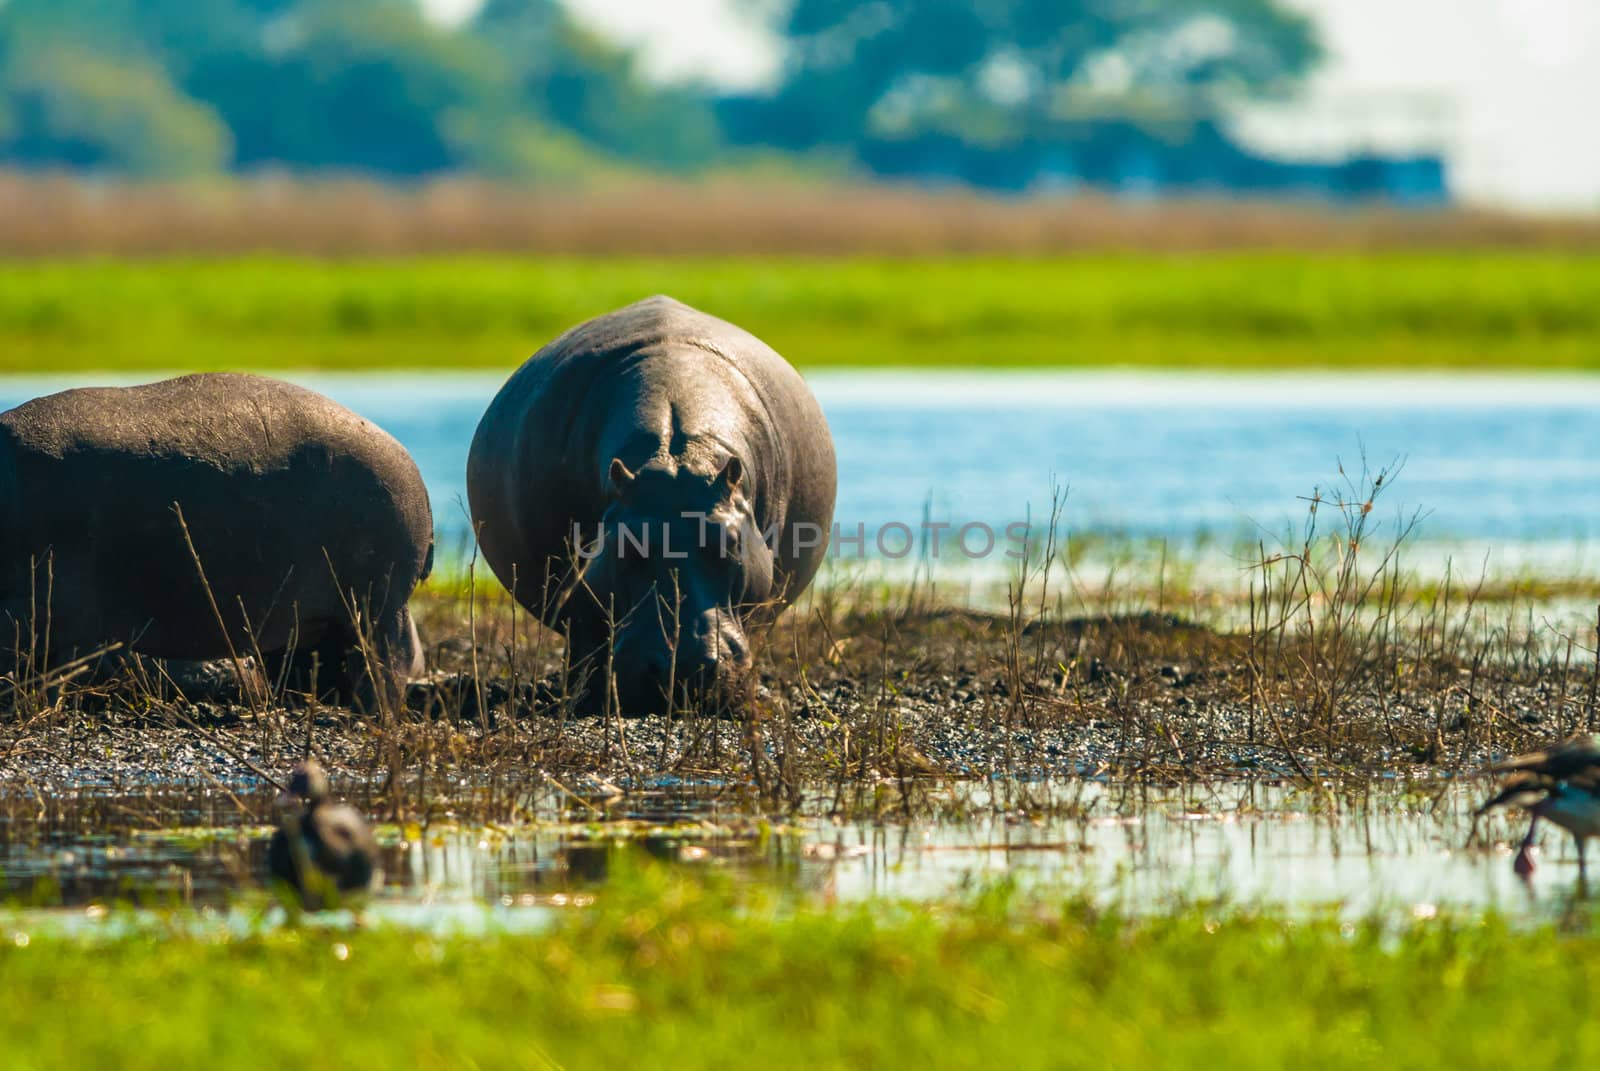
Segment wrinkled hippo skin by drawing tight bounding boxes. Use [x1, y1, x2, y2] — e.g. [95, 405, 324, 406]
[467, 296, 836, 714]
[0, 373, 433, 708]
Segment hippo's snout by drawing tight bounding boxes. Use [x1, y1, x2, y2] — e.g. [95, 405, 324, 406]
[613, 620, 748, 715]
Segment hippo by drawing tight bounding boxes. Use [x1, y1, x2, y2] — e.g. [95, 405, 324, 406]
[467, 296, 836, 715]
[0, 373, 433, 708]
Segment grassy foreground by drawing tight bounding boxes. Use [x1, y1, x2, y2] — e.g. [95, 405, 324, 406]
[2, 253, 1598, 372]
[3, 870, 1599, 1069]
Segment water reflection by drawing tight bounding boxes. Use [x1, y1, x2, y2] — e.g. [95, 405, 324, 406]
[0, 780, 1579, 927]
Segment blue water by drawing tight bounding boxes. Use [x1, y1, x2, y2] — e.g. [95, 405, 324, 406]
[4, 371, 1600, 552]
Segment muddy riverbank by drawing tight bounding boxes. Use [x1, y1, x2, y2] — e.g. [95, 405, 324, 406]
[1, 589, 1590, 807]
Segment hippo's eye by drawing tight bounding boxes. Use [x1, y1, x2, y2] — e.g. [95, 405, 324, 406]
[709, 524, 739, 559]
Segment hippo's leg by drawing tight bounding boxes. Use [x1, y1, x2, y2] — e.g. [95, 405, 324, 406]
[393, 606, 426, 679]
[0, 598, 26, 681]
[559, 616, 614, 717]
[265, 622, 355, 706]
[373, 604, 424, 698]
[340, 606, 423, 714]
[0, 592, 60, 675]
[0, 595, 134, 701]
[266, 609, 416, 713]
[0, 595, 94, 685]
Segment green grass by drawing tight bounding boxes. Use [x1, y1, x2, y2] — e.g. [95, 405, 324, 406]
[2, 253, 1599, 373]
[4, 869, 1600, 1069]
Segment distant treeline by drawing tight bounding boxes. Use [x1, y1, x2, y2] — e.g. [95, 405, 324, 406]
[0, 0, 1386, 197]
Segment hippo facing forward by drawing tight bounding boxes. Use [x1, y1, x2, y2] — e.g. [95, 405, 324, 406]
[467, 296, 836, 715]
[0, 373, 433, 707]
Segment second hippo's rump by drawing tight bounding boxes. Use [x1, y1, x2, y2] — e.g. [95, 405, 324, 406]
[0, 373, 433, 707]
[467, 296, 836, 715]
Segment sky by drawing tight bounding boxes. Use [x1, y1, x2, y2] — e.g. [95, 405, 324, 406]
[1243, 0, 1600, 211]
[428, 0, 1600, 212]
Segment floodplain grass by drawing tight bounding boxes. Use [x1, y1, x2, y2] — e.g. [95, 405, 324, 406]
[1, 253, 1599, 373]
[3, 869, 1600, 1070]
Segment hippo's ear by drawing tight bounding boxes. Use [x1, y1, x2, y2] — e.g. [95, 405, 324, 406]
[714, 456, 743, 499]
[608, 458, 636, 501]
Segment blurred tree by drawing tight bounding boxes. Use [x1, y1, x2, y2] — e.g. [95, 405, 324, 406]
[0, 0, 1336, 192]
[0, 47, 231, 177]
[729, 0, 1322, 151]
[473, 0, 724, 173]
[184, 0, 509, 174]
[0, 0, 692, 179]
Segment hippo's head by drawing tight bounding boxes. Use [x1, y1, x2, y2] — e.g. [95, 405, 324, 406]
[572, 455, 774, 714]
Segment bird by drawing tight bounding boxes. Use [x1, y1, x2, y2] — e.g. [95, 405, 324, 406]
[268, 759, 382, 909]
[1477, 734, 1600, 886]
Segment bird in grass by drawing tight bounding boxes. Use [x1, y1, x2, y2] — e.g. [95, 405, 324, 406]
[268, 759, 382, 910]
[1477, 734, 1600, 886]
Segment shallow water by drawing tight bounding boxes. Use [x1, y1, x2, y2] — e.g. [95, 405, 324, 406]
[0, 779, 1579, 931]
[3, 371, 1599, 559]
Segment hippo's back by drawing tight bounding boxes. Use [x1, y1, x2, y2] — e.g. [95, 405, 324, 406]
[0, 373, 432, 658]
[4, 374, 401, 478]
[468, 296, 836, 622]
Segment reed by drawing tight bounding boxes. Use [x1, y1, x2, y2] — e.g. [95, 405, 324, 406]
[4, 172, 1600, 257]
[2, 465, 1598, 825]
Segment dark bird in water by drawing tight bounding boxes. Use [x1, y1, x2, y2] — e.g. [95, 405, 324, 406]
[1477, 734, 1600, 886]
[268, 759, 381, 909]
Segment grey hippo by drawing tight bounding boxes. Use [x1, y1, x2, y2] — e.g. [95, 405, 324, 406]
[467, 296, 836, 715]
[0, 373, 433, 707]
